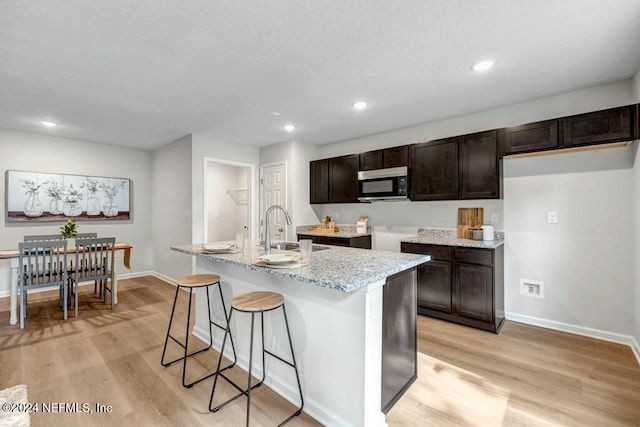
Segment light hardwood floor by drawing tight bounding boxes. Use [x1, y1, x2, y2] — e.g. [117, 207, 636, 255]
[1, 276, 638, 426]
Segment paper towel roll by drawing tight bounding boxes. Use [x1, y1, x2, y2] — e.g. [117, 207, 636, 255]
[482, 225, 494, 241]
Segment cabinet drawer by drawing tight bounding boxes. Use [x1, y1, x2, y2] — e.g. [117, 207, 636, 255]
[401, 243, 452, 261]
[454, 248, 493, 266]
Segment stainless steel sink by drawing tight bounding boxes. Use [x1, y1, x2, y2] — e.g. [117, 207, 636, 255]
[270, 242, 330, 252]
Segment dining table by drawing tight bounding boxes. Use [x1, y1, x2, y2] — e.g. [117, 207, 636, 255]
[0, 242, 132, 326]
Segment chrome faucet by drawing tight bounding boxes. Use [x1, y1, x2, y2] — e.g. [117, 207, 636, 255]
[264, 205, 292, 253]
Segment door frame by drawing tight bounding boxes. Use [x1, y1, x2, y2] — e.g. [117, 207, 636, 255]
[259, 160, 288, 241]
[203, 157, 256, 244]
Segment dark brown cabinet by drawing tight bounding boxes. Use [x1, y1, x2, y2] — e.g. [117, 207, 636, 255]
[310, 155, 359, 204]
[409, 138, 459, 201]
[297, 233, 372, 249]
[310, 160, 329, 204]
[401, 242, 504, 333]
[562, 105, 635, 147]
[503, 119, 559, 155]
[459, 130, 499, 199]
[359, 146, 409, 171]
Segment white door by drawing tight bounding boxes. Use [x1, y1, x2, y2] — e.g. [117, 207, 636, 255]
[260, 162, 287, 242]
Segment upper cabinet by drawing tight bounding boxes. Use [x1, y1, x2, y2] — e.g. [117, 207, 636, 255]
[410, 138, 459, 201]
[503, 120, 558, 155]
[359, 146, 409, 171]
[310, 155, 359, 204]
[329, 154, 359, 203]
[561, 105, 635, 147]
[310, 159, 329, 204]
[459, 131, 499, 199]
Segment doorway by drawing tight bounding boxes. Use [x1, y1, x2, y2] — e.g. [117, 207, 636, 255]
[204, 159, 253, 243]
[260, 161, 288, 242]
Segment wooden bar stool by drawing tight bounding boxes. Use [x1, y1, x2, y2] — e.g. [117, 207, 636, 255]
[161, 274, 237, 388]
[209, 291, 304, 426]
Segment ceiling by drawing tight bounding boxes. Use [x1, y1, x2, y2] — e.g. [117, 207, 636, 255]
[1, 0, 640, 151]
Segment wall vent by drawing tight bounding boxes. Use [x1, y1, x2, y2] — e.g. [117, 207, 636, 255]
[520, 279, 544, 299]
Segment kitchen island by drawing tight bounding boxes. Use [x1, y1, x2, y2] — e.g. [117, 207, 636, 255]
[171, 242, 429, 427]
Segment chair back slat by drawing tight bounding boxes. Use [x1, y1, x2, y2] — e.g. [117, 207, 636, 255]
[24, 234, 63, 242]
[74, 237, 115, 282]
[18, 240, 68, 289]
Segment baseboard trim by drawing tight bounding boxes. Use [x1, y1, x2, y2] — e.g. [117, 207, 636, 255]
[506, 311, 640, 365]
[147, 271, 177, 286]
[192, 326, 344, 426]
[631, 336, 640, 365]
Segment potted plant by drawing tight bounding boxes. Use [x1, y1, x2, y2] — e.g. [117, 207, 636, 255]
[62, 183, 85, 217]
[100, 180, 126, 217]
[86, 178, 101, 216]
[21, 178, 44, 217]
[44, 179, 65, 215]
[60, 218, 78, 239]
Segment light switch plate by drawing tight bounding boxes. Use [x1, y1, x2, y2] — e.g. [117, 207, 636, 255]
[547, 211, 558, 224]
[490, 213, 498, 225]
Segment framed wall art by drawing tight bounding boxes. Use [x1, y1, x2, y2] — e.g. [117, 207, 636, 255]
[5, 170, 131, 223]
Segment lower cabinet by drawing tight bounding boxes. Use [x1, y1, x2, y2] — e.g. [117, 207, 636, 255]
[401, 242, 504, 333]
[296, 233, 372, 249]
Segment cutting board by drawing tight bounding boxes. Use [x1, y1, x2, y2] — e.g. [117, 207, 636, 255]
[457, 208, 484, 238]
[310, 226, 339, 233]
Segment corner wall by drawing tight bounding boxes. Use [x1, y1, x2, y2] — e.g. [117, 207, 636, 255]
[152, 135, 193, 281]
[632, 69, 640, 355]
[0, 128, 154, 294]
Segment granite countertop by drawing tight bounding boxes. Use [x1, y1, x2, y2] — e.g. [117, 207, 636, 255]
[401, 228, 505, 249]
[296, 224, 371, 238]
[171, 242, 428, 293]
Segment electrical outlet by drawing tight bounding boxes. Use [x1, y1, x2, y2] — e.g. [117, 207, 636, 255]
[490, 213, 498, 225]
[520, 279, 544, 299]
[547, 211, 558, 224]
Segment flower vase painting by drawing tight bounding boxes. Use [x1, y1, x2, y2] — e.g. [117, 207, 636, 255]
[5, 170, 131, 222]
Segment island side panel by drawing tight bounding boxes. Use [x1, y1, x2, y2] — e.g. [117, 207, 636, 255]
[193, 257, 387, 427]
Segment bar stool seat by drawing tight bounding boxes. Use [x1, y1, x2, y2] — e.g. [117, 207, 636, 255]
[161, 274, 237, 388]
[209, 291, 304, 426]
[232, 291, 284, 312]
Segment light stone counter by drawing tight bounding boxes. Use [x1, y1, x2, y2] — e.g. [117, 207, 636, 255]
[171, 242, 427, 292]
[401, 227, 505, 249]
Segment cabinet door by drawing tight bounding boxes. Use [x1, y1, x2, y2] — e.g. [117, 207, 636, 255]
[310, 160, 329, 204]
[504, 120, 558, 155]
[359, 150, 383, 171]
[329, 155, 359, 203]
[562, 105, 633, 147]
[459, 131, 499, 199]
[410, 138, 459, 201]
[455, 263, 493, 322]
[383, 146, 409, 168]
[416, 260, 452, 313]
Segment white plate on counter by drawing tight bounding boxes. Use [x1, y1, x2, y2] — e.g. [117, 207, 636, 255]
[257, 253, 298, 265]
[200, 243, 238, 254]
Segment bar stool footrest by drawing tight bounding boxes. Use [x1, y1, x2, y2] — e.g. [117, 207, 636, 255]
[209, 371, 264, 413]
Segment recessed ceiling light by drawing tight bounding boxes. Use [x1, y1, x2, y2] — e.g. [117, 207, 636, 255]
[41, 121, 57, 127]
[283, 124, 296, 132]
[472, 59, 496, 72]
[353, 101, 367, 110]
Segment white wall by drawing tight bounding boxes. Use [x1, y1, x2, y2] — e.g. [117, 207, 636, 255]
[632, 69, 640, 349]
[0, 128, 153, 294]
[152, 135, 192, 280]
[504, 146, 634, 335]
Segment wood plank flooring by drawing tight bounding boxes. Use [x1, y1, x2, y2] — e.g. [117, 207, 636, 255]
[1, 275, 638, 426]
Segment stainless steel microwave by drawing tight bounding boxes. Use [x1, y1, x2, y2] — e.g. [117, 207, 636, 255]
[357, 166, 408, 202]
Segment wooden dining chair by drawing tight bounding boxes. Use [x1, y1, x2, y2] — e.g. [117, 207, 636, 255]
[70, 237, 116, 315]
[24, 234, 63, 242]
[73, 233, 99, 294]
[18, 239, 69, 329]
